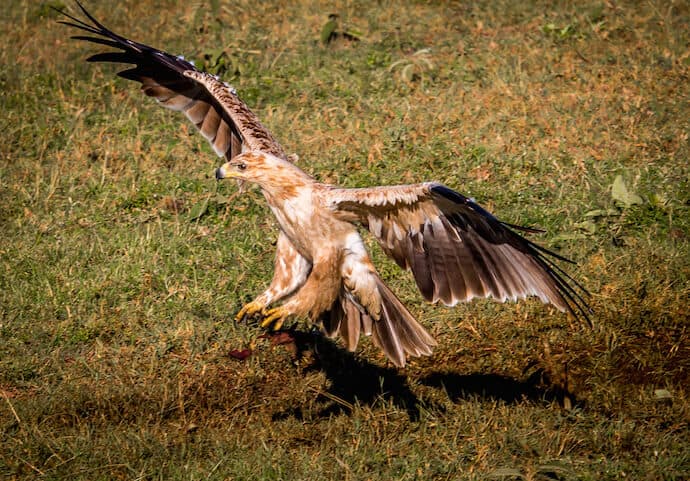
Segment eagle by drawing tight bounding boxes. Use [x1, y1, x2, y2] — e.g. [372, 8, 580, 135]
[60, 3, 590, 367]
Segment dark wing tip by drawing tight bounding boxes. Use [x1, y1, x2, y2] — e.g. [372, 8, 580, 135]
[430, 184, 498, 220]
[431, 184, 593, 326]
[57, 1, 199, 74]
[430, 183, 469, 205]
[500, 221, 545, 234]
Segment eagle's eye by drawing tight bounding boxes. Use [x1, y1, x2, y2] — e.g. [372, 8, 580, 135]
[238, 163, 247, 170]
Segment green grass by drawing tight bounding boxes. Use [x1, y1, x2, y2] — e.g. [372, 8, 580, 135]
[1, 0, 689, 479]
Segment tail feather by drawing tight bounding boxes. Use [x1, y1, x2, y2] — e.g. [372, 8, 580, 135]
[322, 280, 436, 367]
[372, 277, 436, 366]
[322, 291, 371, 351]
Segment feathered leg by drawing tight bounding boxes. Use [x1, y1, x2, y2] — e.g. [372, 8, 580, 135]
[338, 233, 436, 367]
[236, 231, 311, 321]
[261, 252, 342, 330]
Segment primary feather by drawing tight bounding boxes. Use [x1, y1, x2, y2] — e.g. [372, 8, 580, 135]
[58, 0, 286, 162]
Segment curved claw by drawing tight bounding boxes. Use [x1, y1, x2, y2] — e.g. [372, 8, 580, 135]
[235, 300, 267, 322]
[260, 306, 292, 331]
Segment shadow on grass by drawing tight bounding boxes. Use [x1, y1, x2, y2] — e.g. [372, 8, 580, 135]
[420, 370, 582, 408]
[269, 330, 582, 422]
[271, 329, 424, 421]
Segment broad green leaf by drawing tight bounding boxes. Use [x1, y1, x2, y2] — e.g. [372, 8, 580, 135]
[574, 220, 597, 234]
[611, 175, 643, 207]
[488, 468, 524, 479]
[187, 198, 209, 221]
[214, 194, 230, 205]
[320, 16, 338, 45]
[584, 208, 620, 218]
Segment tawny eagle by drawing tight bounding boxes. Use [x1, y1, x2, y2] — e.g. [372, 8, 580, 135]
[60, 3, 590, 367]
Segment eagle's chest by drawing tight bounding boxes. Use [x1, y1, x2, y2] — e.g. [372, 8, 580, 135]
[266, 190, 320, 255]
[265, 189, 350, 261]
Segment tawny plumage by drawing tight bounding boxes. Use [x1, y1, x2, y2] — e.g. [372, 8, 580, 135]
[214, 153, 590, 367]
[61, 3, 590, 367]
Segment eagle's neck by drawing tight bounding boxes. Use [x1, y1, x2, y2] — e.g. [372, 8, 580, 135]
[261, 178, 312, 212]
[258, 161, 314, 201]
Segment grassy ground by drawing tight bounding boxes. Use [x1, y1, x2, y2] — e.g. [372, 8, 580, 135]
[1, 0, 688, 479]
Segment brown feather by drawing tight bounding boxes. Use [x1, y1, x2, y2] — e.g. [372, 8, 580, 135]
[328, 182, 591, 323]
[370, 276, 436, 367]
[59, 4, 289, 164]
[200, 107, 222, 141]
[340, 294, 363, 351]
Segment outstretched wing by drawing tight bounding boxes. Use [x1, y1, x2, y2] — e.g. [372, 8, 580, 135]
[327, 182, 591, 324]
[58, 1, 286, 162]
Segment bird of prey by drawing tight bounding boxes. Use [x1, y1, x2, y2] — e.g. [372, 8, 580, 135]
[60, 3, 590, 367]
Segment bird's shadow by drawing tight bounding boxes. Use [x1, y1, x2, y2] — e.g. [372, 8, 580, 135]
[271, 329, 424, 421]
[269, 330, 581, 422]
[419, 369, 582, 408]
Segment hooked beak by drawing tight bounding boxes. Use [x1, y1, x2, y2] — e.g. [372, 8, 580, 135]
[215, 163, 234, 180]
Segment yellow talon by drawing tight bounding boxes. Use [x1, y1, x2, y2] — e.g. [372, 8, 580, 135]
[235, 300, 266, 322]
[260, 307, 291, 331]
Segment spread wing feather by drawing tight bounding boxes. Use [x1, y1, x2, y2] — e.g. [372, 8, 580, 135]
[327, 182, 591, 324]
[58, 1, 286, 162]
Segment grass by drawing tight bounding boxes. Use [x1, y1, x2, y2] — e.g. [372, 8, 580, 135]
[1, 0, 688, 479]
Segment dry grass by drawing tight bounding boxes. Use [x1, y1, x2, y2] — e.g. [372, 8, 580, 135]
[1, 0, 688, 479]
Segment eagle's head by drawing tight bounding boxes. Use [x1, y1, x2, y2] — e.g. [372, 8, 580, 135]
[216, 151, 268, 182]
[215, 151, 311, 190]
